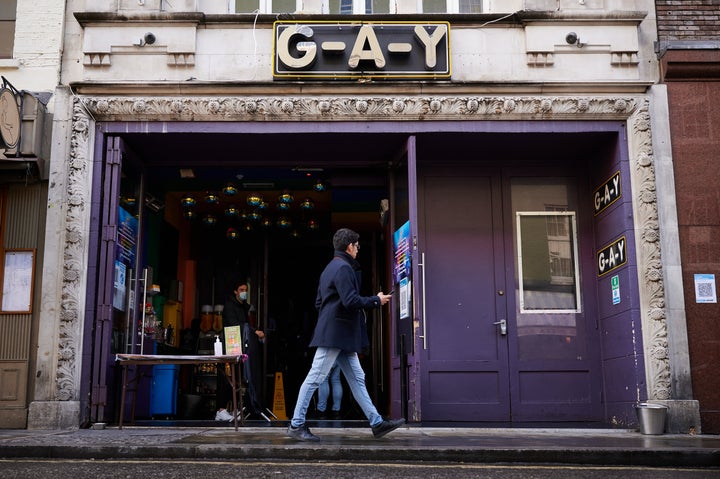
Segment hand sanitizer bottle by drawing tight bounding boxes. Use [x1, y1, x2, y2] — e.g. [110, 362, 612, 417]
[214, 335, 223, 356]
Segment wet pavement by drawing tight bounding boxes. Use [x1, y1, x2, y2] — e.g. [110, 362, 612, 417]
[0, 421, 718, 468]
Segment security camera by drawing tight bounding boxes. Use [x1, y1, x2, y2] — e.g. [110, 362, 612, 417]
[143, 32, 156, 45]
[565, 32, 579, 45]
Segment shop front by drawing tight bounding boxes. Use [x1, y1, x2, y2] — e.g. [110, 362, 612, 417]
[28, 4, 700, 431]
[66, 96, 663, 427]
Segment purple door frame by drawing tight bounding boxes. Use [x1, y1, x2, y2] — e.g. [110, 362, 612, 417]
[81, 120, 644, 426]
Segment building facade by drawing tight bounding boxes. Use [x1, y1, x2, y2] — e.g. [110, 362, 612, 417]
[18, 0, 701, 431]
[656, 0, 720, 434]
[0, 0, 61, 428]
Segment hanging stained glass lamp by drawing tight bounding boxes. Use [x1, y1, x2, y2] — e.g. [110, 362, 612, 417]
[224, 205, 239, 217]
[204, 191, 220, 204]
[222, 183, 238, 196]
[247, 193, 263, 207]
[312, 179, 326, 192]
[180, 195, 197, 208]
[278, 191, 294, 204]
[300, 197, 314, 210]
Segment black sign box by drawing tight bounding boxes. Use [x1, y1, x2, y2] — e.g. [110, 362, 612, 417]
[273, 21, 451, 80]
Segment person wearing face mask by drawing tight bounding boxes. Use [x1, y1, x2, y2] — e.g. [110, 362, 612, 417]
[215, 281, 266, 421]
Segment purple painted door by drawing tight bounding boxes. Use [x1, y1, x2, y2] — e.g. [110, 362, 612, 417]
[417, 168, 510, 421]
[417, 168, 602, 423]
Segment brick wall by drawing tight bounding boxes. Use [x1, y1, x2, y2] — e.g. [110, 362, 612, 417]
[656, 0, 720, 41]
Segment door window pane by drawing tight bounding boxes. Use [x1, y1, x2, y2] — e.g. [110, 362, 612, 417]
[511, 178, 584, 361]
[516, 212, 579, 313]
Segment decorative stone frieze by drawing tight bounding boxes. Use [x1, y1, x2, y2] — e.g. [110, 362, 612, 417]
[80, 95, 645, 121]
[63, 93, 670, 403]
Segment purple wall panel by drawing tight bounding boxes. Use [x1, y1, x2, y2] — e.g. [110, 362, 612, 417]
[599, 307, 644, 361]
[602, 355, 646, 404]
[589, 126, 646, 426]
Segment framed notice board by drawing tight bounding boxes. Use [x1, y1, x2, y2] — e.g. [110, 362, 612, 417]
[1, 249, 35, 313]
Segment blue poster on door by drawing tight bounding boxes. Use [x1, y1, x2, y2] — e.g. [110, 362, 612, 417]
[114, 207, 138, 311]
[393, 221, 411, 320]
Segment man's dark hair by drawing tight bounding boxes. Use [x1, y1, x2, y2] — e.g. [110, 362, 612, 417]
[333, 228, 360, 251]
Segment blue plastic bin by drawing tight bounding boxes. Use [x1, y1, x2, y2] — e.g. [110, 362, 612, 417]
[150, 364, 179, 417]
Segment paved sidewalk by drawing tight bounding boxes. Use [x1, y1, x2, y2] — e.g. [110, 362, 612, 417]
[0, 423, 718, 467]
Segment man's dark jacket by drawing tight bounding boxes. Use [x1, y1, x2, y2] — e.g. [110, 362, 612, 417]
[221, 294, 262, 413]
[310, 251, 381, 352]
[222, 295, 250, 328]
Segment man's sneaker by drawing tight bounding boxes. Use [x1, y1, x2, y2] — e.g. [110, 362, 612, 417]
[214, 409, 234, 421]
[287, 423, 320, 442]
[371, 418, 405, 438]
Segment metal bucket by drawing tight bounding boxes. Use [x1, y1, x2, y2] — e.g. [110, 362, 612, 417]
[635, 403, 667, 435]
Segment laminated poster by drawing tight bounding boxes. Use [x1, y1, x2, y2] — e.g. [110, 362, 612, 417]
[224, 325, 242, 355]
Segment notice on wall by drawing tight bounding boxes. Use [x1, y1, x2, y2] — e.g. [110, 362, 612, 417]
[1, 250, 34, 312]
[694, 274, 717, 303]
[611, 275, 621, 305]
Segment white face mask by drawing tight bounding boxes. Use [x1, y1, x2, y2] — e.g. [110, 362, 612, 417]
[238, 291, 248, 301]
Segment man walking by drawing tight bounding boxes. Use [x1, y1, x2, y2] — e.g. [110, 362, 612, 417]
[287, 228, 405, 441]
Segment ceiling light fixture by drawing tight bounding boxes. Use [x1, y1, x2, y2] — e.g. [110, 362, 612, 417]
[300, 197, 314, 210]
[247, 193, 263, 207]
[312, 179, 327, 192]
[222, 183, 238, 196]
[204, 191, 219, 204]
[180, 194, 197, 208]
[279, 191, 294, 204]
[224, 205, 239, 217]
[179, 168, 195, 179]
[202, 214, 217, 226]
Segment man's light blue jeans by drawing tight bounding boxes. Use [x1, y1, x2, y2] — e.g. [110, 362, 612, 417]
[291, 347, 382, 428]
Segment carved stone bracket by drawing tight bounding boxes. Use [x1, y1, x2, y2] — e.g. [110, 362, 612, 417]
[64, 93, 670, 402]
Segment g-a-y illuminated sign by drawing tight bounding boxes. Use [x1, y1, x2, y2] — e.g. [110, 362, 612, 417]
[273, 21, 451, 80]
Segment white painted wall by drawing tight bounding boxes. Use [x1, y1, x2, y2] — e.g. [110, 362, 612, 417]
[0, 0, 65, 92]
[65, 12, 656, 86]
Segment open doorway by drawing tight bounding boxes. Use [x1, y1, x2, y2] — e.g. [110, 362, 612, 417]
[104, 129, 401, 423]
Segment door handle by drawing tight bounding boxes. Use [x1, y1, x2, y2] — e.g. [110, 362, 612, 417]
[418, 252, 428, 350]
[493, 319, 507, 336]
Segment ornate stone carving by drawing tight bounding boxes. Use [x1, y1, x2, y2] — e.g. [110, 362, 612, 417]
[626, 102, 672, 400]
[61, 94, 669, 402]
[57, 101, 92, 401]
[81, 96, 643, 122]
